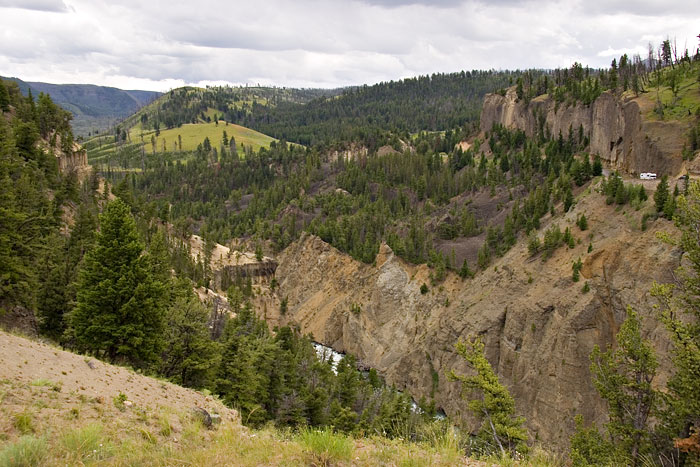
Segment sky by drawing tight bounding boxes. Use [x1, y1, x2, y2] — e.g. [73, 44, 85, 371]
[0, 0, 698, 91]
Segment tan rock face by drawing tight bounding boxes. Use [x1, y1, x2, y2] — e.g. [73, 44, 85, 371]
[480, 88, 687, 176]
[270, 191, 678, 450]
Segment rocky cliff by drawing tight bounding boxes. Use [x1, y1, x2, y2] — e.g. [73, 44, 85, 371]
[37, 131, 89, 174]
[269, 186, 678, 450]
[480, 88, 688, 176]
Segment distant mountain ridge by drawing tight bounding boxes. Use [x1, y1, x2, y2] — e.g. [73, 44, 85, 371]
[1, 76, 161, 136]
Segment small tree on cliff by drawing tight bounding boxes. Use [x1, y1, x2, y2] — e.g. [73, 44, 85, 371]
[448, 337, 528, 457]
[652, 180, 700, 462]
[654, 175, 670, 213]
[586, 307, 659, 466]
[70, 199, 166, 368]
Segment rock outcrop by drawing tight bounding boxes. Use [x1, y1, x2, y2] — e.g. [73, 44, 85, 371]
[188, 235, 277, 290]
[480, 88, 688, 176]
[270, 188, 678, 450]
[38, 131, 89, 174]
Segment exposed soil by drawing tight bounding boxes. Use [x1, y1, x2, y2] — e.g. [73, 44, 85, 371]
[0, 331, 237, 425]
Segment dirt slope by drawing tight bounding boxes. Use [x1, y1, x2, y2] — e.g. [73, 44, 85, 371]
[0, 331, 236, 424]
[0, 331, 490, 466]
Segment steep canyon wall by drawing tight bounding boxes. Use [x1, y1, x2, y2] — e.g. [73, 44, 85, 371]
[269, 192, 677, 449]
[480, 88, 687, 176]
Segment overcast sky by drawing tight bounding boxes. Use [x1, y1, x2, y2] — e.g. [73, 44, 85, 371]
[0, 0, 698, 91]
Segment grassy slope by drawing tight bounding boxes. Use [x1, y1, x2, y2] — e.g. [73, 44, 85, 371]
[130, 120, 276, 153]
[85, 121, 276, 166]
[639, 61, 700, 123]
[0, 331, 488, 466]
[84, 84, 334, 165]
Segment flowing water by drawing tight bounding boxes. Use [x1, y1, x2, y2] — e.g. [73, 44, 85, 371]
[312, 341, 446, 419]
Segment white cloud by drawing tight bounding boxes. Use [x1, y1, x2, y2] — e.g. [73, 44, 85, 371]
[0, 0, 67, 12]
[0, 0, 697, 91]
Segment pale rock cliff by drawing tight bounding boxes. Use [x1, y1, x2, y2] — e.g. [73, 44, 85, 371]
[270, 188, 677, 450]
[480, 88, 687, 176]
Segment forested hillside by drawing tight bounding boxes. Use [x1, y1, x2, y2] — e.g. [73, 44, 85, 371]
[123, 85, 342, 135]
[0, 78, 80, 322]
[2, 77, 160, 136]
[233, 70, 530, 147]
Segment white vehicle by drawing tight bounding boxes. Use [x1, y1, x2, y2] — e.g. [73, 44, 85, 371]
[640, 173, 657, 180]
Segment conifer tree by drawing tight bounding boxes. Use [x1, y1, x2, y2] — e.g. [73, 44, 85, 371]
[215, 303, 276, 426]
[459, 259, 473, 279]
[564, 186, 574, 211]
[592, 155, 603, 177]
[577, 213, 588, 231]
[70, 199, 166, 367]
[654, 175, 669, 213]
[160, 282, 219, 389]
[448, 337, 528, 457]
[36, 234, 70, 341]
[579, 307, 659, 466]
[652, 181, 700, 462]
[0, 80, 9, 112]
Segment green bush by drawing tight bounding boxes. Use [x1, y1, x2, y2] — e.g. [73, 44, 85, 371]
[297, 428, 353, 466]
[0, 435, 48, 467]
[60, 423, 112, 463]
[113, 392, 128, 411]
[12, 412, 34, 435]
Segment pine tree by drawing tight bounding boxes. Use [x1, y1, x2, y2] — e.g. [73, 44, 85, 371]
[663, 194, 676, 219]
[572, 257, 582, 282]
[448, 337, 528, 457]
[654, 175, 669, 213]
[160, 283, 219, 389]
[0, 80, 9, 112]
[610, 58, 619, 91]
[587, 307, 658, 465]
[36, 234, 70, 341]
[69, 199, 166, 367]
[564, 186, 574, 211]
[477, 242, 491, 269]
[215, 303, 276, 426]
[592, 155, 603, 177]
[652, 181, 700, 462]
[577, 213, 588, 231]
[458, 259, 473, 279]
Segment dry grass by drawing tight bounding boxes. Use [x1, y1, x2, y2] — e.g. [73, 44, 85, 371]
[0, 351, 495, 466]
[0, 331, 554, 465]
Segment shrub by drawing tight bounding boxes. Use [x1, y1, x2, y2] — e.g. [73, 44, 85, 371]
[572, 258, 583, 282]
[30, 379, 61, 392]
[113, 392, 128, 411]
[12, 411, 34, 435]
[0, 435, 48, 467]
[420, 283, 429, 295]
[577, 213, 588, 231]
[60, 423, 111, 463]
[527, 232, 541, 256]
[297, 428, 353, 466]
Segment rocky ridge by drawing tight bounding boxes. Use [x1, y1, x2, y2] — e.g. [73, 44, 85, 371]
[480, 87, 688, 176]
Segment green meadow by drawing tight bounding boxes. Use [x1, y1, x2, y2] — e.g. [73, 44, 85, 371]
[130, 120, 276, 154]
